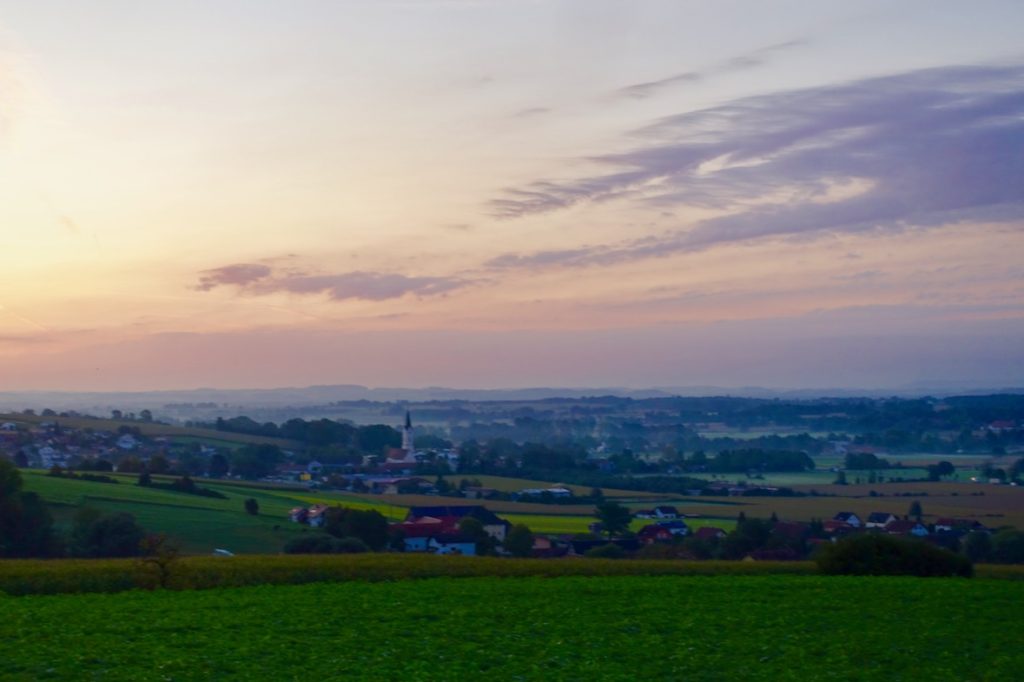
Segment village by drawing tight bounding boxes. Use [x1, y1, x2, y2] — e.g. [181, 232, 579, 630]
[283, 497, 996, 561]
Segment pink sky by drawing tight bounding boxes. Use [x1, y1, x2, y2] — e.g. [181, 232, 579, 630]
[0, 1, 1022, 391]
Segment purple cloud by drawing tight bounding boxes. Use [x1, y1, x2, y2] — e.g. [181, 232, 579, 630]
[197, 265, 467, 301]
[195, 263, 272, 291]
[489, 63, 1024, 268]
[253, 272, 467, 301]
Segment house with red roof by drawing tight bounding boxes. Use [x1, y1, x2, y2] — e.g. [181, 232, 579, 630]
[637, 524, 674, 544]
[694, 526, 727, 541]
[886, 520, 929, 537]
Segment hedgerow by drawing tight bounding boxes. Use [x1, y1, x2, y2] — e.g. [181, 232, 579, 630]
[0, 555, 813, 596]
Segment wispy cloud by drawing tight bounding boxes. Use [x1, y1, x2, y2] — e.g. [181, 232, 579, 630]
[614, 39, 806, 100]
[489, 63, 1024, 268]
[196, 264, 469, 301]
[511, 106, 551, 119]
[195, 263, 273, 291]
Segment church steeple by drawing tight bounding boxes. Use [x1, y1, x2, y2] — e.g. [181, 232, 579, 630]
[402, 410, 414, 451]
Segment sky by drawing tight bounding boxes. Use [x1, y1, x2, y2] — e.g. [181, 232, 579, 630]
[0, 0, 1022, 391]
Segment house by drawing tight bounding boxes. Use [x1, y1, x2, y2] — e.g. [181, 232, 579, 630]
[116, 434, 138, 450]
[427, 534, 476, 556]
[288, 507, 309, 523]
[637, 524, 674, 544]
[934, 518, 986, 533]
[653, 505, 680, 519]
[823, 520, 854, 535]
[655, 519, 689, 537]
[462, 486, 498, 500]
[392, 516, 475, 554]
[634, 509, 656, 519]
[0, 422, 18, 431]
[771, 522, 808, 542]
[886, 520, 929, 537]
[306, 505, 329, 528]
[866, 512, 897, 529]
[833, 512, 862, 528]
[530, 536, 569, 559]
[406, 506, 511, 542]
[517, 487, 573, 499]
[694, 526, 727, 541]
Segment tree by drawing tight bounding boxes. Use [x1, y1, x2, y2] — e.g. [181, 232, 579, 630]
[139, 409, 154, 423]
[137, 533, 181, 589]
[833, 471, 848, 485]
[148, 455, 170, 475]
[137, 471, 152, 487]
[991, 529, 1024, 564]
[244, 498, 260, 516]
[457, 516, 496, 556]
[909, 501, 923, 520]
[963, 531, 992, 563]
[0, 459, 58, 558]
[504, 524, 534, 558]
[208, 453, 229, 478]
[595, 501, 632, 538]
[817, 534, 972, 577]
[584, 543, 626, 559]
[230, 444, 283, 480]
[70, 509, 146, 558]
[324, 507, 390, 551]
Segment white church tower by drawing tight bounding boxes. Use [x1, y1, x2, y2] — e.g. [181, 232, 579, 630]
[401, 410, 414, 452]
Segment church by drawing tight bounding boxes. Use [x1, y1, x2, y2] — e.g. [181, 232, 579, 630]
[380, 411, 460, 474]
[381, 411, 419, 472]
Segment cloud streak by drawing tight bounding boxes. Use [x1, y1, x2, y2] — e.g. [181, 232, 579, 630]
[489, 63, 1024, 268]
[196, 264, 468, 301]
[614, 39, 806, 100]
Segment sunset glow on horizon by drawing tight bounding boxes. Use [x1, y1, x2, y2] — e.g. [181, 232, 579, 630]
[1, 1, 1022, 391]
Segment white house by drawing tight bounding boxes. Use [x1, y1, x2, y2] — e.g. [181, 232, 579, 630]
[833, 512, 862, 528]
[116, 434, 139, 450]
[865, 512, 897, 529]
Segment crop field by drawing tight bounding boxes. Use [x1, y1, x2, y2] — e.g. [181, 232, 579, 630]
[651, 481, 1024, 528]
[2, 575, 1021, 680]
[466, 474, 664, 498]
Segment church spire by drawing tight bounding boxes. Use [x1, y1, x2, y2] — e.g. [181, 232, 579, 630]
[402, 410, 414, 451]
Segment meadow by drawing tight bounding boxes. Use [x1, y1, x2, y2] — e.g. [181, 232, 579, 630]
[23, 467, 1024, 556]
[2, 574, 1021, 680]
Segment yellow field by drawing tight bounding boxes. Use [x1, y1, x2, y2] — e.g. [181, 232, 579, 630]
[466, 474, 663, 498]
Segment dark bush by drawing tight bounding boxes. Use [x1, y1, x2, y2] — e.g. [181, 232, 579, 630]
[584, 543, 627, 559]
[817, 534, 972, 578]
[283, 535, 369, 555]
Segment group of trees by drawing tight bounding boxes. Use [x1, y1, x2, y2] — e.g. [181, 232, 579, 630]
[0, 459, 57, 557]
[2, 458, 153, 559]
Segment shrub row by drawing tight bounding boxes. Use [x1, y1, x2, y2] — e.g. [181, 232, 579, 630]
[2, 553, 1020, 597]
[0, 555, 814, 596]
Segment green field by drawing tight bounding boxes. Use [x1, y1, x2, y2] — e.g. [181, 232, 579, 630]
[22, 471, 313, 554]
[2, 575, 1020, 680]
[28, 471, 693, 552]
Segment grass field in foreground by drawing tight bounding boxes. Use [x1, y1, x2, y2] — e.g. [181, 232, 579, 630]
[2, 575, 1021, 681]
